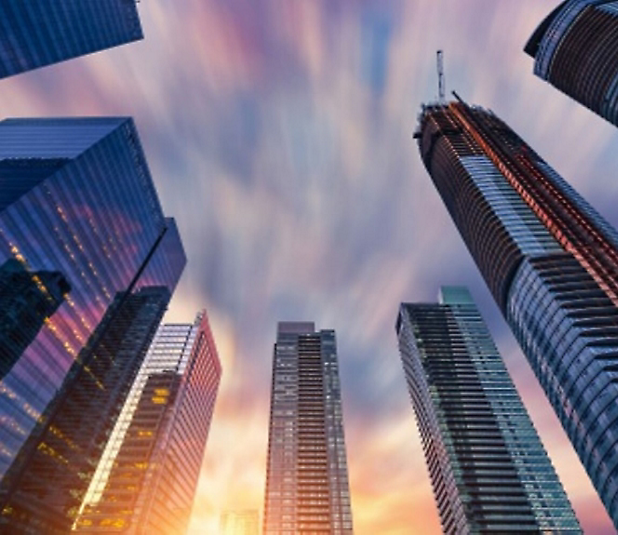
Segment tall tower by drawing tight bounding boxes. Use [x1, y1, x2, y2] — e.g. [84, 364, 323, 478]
[417, 98, 618, 528]
[0, 0, 143, 79]
[0, 117, 185, 532]
[0, 258, 71, 380]
[526, 0, 618, 127]
[75, 312, 221, 534]
[263, 323, 353, 535]
[397, 286, 581, 533]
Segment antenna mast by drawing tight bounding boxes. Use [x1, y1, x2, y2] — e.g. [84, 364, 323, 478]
[437, 50, 445, 104]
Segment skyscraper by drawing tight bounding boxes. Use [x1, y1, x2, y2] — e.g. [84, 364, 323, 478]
[75, 312, 221, 534]
[525, 0, 618, 127]
[0, 117, 185, 532]
[220, 509, 260, 535]
[0, 1, 143, 79]
[397, 286, 581, 533]
[263, 323, 353, 535]
[416, 97, 618, 527]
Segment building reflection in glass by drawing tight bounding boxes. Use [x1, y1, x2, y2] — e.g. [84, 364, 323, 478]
[0, 118, 186, 533]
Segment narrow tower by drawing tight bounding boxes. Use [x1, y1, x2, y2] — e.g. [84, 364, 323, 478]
[397, 287, 581, 533]
[263, 323, 353, 534]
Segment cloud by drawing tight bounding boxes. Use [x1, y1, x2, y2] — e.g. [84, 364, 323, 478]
[3, 0, 616, 533]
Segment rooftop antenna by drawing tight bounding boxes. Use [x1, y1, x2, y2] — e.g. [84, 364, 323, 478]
[437, 50, 445, 104]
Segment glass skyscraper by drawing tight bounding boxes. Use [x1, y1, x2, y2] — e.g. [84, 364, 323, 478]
[75, 312, 221, 534]
[0, 117, 185, 533]
[263, 323, 353, 535]
[525, 0, 618, 127]
[417, 98, 618, 528]
[397, 286, 581, 533]
[0, 1, 143, 79]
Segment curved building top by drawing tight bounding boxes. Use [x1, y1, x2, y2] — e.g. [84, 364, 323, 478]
[526, 0, 618, 126]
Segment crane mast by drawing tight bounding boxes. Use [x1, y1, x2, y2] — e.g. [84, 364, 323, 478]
[437, 50, 445, 104]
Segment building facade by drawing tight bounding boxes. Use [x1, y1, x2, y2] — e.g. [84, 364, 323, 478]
[417, 98, 618, 528]
[397, 287, 581, 533]
[525, 0, 618, 127]
[0, 0, 143, 79]
[0, 118, 185, 533]
[263, 323, 353, 535]
[75, 312, 221, 534]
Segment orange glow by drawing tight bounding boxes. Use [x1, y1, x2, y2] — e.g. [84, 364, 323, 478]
[450, 102, 618, 310]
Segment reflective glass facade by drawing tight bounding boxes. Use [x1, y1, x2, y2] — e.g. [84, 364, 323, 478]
[396, 287, 581, 533]
[0, 118, 185, 533]
[75, 312, 221, 534]
[0, 0, 143, 79]
[263, 323, 353, 535]
[418, 100, 618, 528]
[526, 0, 618, 127]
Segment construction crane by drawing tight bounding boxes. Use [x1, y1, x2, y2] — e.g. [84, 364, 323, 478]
[413, 50, 447, 139]
[437, 50, 445, 104]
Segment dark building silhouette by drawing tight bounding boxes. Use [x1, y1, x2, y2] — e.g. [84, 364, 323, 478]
[526, 1, 618, 127]
[263, 323, 353, 535]
[75, 312, 221, 534]
[416, 98, 618, 528]
[0, 118, 185, 533]
[397, 287, 581, 533]
[0, 258, 70, 380]
[0, 0, 143, 79]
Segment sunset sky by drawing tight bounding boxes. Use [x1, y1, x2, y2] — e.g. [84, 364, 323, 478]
[3, 1, 618, 533]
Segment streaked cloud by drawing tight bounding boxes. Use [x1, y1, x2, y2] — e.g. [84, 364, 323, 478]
[2, 0, 617, 533]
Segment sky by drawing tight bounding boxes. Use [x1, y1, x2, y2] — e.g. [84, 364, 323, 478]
[3, 1, 618, 533]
